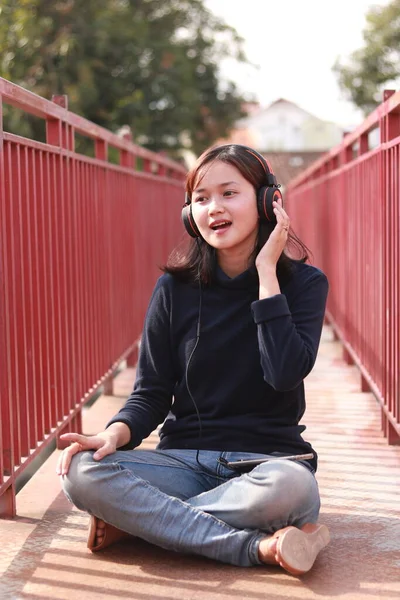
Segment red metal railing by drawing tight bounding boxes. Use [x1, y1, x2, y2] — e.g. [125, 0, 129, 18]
[286, 89, 400, 445]
[0, 78, 186, 516]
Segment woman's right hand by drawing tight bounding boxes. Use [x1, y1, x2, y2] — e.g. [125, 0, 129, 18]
[56, 429, 118, 476]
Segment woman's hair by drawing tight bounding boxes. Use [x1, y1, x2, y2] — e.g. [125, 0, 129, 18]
[162, 144, 311, 285]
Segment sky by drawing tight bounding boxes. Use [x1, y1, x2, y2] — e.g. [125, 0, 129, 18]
[205, 0, 390, 129]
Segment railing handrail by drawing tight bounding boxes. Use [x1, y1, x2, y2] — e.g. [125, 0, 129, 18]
[287, 89, 400, 189]
[0, 77, 186, 173]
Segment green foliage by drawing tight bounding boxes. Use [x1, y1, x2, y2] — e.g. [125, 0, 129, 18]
[333, 0, 400, 115]
[0, 0, 250, 156]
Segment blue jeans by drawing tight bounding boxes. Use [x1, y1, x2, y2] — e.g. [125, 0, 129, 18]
[62, 449, 320, 567]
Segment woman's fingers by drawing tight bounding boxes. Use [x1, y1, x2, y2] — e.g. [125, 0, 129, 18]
[56, 433, 99, 476]
[273, 201, 290, 232]
[273, 200, 288, 220]
[56, 441, 81, 476]
[56, 432, 116, 476]
[56, 450, 64, 475]
[60, 432, 99, 448]
[93, 443, 116, 461]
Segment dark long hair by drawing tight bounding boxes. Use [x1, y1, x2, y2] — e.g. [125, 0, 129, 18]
[162, 144, 311, 285]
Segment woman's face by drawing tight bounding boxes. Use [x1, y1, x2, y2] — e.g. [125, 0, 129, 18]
[191, 160, 259, 258]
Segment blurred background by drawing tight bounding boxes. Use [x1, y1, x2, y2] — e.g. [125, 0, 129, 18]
[1, 0, 399, 179]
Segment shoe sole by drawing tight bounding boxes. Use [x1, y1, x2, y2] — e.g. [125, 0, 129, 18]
[276, 525, 330, 575]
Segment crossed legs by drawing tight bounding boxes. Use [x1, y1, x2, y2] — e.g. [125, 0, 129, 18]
[62, 449, 329, 573]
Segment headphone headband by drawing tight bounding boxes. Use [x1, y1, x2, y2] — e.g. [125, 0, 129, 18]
[238, 146, 278, 187]
[184, 145, 279, 205]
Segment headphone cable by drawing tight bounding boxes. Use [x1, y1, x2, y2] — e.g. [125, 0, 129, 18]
[184, 247, 224, 481]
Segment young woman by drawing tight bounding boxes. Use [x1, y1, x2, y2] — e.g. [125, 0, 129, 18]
[57, 143, 330, 576]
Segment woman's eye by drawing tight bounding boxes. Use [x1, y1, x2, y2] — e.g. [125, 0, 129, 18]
[194, 196, 205, 203]
[224, 190, 236, 197]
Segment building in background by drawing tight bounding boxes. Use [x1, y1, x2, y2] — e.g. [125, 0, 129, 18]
[218, 98, 345, 189]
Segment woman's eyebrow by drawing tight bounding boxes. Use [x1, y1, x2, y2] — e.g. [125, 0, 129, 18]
[193, 181, 238, 194]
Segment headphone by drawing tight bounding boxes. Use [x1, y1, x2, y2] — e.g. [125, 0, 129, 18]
[181, 145, 283, 238]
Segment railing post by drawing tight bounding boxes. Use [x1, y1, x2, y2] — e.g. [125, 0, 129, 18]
[157, 151, 167, 177]
[143, 158, 152, 173]
[0, 94, 17, 516]
[383, 89, 398, 140]
[0, 483, 16, 518]
[380, 89, 400, 444]
[46, 95, 74, 151]
[158, 163, 167, 176]
[342, 346, 353, 366]
[340, 142, 352, 165]
[119, 126, 135, 169]
[95, 139, 108, 161]
[358, 133, 368, 156]
[103, 376, 114, 396]
[126, 346, 138, 368]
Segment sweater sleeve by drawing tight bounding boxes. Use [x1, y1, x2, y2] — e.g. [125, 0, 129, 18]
[106, 277, 176, 449]
[251, 268, 329, 391]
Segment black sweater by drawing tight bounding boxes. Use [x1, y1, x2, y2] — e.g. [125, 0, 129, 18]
[107, 261, 329, 471]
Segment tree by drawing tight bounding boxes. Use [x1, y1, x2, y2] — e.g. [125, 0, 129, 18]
[333, 0, 400, 115]
[0, 0, 251, 156]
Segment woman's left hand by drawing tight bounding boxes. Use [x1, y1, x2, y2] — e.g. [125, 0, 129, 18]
[255, 200, 290, 272]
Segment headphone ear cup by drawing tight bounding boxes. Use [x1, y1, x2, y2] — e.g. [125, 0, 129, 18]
[181, 204, 201, 238]
[257, 187, 283, 224]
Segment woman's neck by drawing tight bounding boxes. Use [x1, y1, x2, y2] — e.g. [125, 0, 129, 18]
[217, 250, 252, 278]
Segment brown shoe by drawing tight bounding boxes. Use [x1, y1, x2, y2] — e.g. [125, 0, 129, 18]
[274, 524, 330, 575]
[87, 515, 132, 552]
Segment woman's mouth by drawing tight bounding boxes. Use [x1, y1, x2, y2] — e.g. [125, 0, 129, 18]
[210, 220, 232, 232]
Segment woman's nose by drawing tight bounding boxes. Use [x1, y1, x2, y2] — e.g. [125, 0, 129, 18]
[208, 196, 224, 214]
